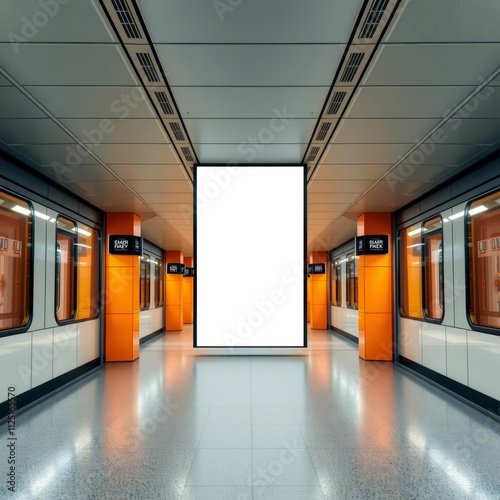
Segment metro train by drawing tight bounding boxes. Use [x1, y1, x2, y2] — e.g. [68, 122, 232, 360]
[0, 155, 165, 418]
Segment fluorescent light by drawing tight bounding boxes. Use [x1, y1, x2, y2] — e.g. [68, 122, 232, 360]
[469, 205, 488, 216]
[448, 211, 464, 220]
[12, 205, 31, 216]
[34, 211, 50, 220]
[408, 227, 423, 237]
[73, 227, 91, 237]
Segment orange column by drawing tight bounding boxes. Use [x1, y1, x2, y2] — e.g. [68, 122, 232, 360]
[166, 251, 184, 331]
[357, 213, 393, 361]
[183, 256, 194, 324]
[105, 213, 140, 361]
[309, 251, 328, 329]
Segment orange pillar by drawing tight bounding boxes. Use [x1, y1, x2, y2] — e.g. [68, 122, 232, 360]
[166, 251, 184, 331]
[309, 251, 328, 329]
[357, 213, 393, 361]
[183, 257, 194, 324]
[105, 213, 141, 362]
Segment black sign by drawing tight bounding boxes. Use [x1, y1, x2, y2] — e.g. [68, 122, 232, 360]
[167, 263, 185, 274]
[183, 267, 195, 277]
[108, 235, 143, 255]
[308, 263, 326, 274]
[356, 235, 389, 255]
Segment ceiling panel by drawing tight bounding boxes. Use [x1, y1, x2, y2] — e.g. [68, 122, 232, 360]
[0, 74, 11, 85]
[40, 164, 117, 182]
[155, 44, 345, 86]
[313, 164, 392, 180]
[65, 180, 132, 198]
[308, 212, 342, 219]
[141, 193, 192, 205]
[346, 86, 478, 119]
[0, 118, 72, 144]
[308, 203, 351, 212]
[307, 180, 374, 193]
[385, 0, 500, 43]
[90, 144, 179, 164]
[184, 119, 317, 144]
[108, 164, 187, 180]
[366, 179, 431, 197]
[407, 143, 489, 167]
[125, 180, 192, 194]
[195, 143, 306, 164]
[308, 193, 358, 204]
[323, 144, 414, 164]
[385, 165, 457, 183]
[139, 0, 362, 43]
[12, 143, 88, 165]
[0, 87, 46, 118]
[332, 118, 441, 144]
[363, 44, 500, 87]
[26, 86, 155, 118]
[60, 118, 170, 144]
[0, 44, 138, 86]
[439, 119, 500, 145]
[0, 0, 116, 42]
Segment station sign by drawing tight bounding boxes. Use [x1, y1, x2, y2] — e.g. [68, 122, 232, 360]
[167, 263, 185, 274]
[108, 235, 142, 255]
[184, 267, 195, 277]
[308, 263, 326, 274]
[356, 235, 389, 255]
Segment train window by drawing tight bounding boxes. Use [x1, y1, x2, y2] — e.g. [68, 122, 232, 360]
[75, 224, 99, 320]
[140, 254, 150, 310]
[422, 217, 444, 321]
[346, 253, 358, 310]
[56, 217, 77, 322]
[332, 258, 342, 307]
[154, 258, 163, 308]
[467, 190, 500, 330]
[399, 224, 424, 319]
[0, 191, 32, 332]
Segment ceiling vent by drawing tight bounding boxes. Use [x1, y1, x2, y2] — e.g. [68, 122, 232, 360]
[307, 147, 320, 163]
[315, 122, 332, 142]
[340, 52, 365, 83]
[111, 0, 142, 39]
[359, 0, 390, 39]
[169, 122, 185, 141]
[136, 52, 161, 83]
[181, 147, 194, 162]
[326, 91, 347, 116]
[155, 91, 175, 115]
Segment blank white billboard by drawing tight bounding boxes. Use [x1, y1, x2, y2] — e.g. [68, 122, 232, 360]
[194, 165, 306, 348]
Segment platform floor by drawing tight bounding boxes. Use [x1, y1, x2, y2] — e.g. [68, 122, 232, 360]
[1, 326, 499, 499]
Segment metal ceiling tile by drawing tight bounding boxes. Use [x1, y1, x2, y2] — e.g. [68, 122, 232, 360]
[323, 144, 414, 164]
[138, 0, 362, 43]
[60, 118, 170, 144]
[0, 87, 46, 118]
[108, 164, 187, 180]
[68, 180, 132, 197]
[141, 193, 193, 204]
[184, 118, 317, 145]
[385, 164, 457, 183]
[125, 180, 192, 194]
[308, 203, 350, 212]
[362, 44, 500, 87]
[0, 44, 138, 86]
[40, 163, 117, 182]
[12, 143, 92, 166]
[385, 0, 500, 43]
[91, 143, 179, 164]
[438, 119, 500, 145]
[155, 44, 345, 86]
[367, 179, 431, 197]
[308, 212, 343, 219]
[0, 74, 11, 86]
[26, 86, 156, 119]
[308, 193, 358, 204]
[0, 118, 73, 144]
[0, 0, 116, 43]
[313, 164, 392, 180]
[308, 180, 374, 193]
[404, 143, 489, 167]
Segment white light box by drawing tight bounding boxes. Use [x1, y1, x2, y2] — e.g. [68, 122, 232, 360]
[194, 165, 306, 348]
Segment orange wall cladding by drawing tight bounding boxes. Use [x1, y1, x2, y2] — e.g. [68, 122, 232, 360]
[105, 213, 141, 362]
[309, 251, 328, 329]
[183, 256, 194, 324]
[357, 213, 393, 361]
[166, 251, 184, 331]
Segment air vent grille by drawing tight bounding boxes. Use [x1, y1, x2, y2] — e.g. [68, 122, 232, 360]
[155, 91, 174, 115]
[307, 147, 320, 163]
[111, 0, 142, 39]
[181, 147, 194, 162]
[315, 122, 332, 141]
[137, 52, 160, 83]
[326, 91, 347, 115]
[169, 122, 185, 141]
[359, 0, 390, 39]
[340, 52, 365, 83]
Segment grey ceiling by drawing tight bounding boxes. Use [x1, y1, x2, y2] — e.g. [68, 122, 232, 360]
[0, 0, 499, 254]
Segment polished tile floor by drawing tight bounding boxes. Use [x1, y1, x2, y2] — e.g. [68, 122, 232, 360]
[1, 326, 499, 499]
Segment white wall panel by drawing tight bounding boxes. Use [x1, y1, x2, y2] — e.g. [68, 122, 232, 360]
[53, 324, 78, 378]
[421, 322, 446, 375]
[445, 326, 468, 386]
[345, 308, 359, 338]
[399, 318, 422, 363]
[467, 330, 500, 401]
[151, 307, 164, 333]
[31, 328, 54, 388]
[44, 208, 58, 329]
[441, 209, 455, 327]
[0, 332, 32, 396]
[77, 320, 99, 365]
[140, 310, 151, 339]
[31, 202, 48, 332]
